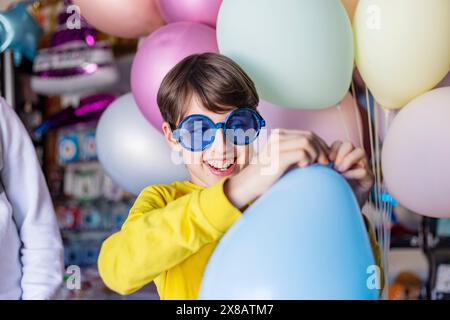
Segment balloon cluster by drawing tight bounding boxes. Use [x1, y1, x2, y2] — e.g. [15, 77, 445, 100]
[351, 0, 450, 218]
[340, 0, 450, 219]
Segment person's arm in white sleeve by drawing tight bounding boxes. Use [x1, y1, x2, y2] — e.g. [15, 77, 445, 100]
[0, 98, 64, 299]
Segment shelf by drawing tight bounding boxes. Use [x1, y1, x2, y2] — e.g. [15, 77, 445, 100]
[431, 236, 450, 250]
[390, 235, 421, 249]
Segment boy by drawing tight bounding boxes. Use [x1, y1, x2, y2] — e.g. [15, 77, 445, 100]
[98, 53, 377, 299]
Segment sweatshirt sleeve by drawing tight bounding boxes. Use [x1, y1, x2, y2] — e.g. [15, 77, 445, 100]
[98, 178, 241, 295]
[0, 98, 64, 300]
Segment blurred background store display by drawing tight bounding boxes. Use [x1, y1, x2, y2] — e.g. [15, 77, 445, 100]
[1, 0, 157, 299]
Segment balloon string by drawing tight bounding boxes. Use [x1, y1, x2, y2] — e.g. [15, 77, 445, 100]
[336, 102, 352, 143]
[375, 103, 397, 299]
[378, 108, 387, 258]
[375, 101, 391, 299]
[350, 81, 364, 148]
[384, 197, 392, 298]
[380, 107, 396, 299]
[373, 102, 382, 213]
[365, 87, 380, 219]
[383, 109, 397, 134]
[365, 87, 377, 198]
[373, 99, 384, 297]
[365, 87, 386, 298]
[381, 185, 389, 299]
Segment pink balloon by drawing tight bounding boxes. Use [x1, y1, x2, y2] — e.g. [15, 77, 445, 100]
[73, 0, 164, 39]
[382, 87, 450, 218]
[258, 93, 364, 148]
[131, 22, 218, 129]
[158, 0, 222, 28]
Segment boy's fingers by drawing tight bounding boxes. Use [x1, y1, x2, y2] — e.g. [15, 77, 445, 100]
[360, 152, 371, 170]
[272, 130, 330, 166]
[334, 141, 354, 166]
[299, 136, 319, 163]
[276, 130, 329, 151]
[342, 168, 369, 180]
[342, 168, 374, 190]
[282, 131, 329, 164]
[317, 151, 329, 165]
[297, 149, 311, 168]
[281, 148, 311, 168]
[278, 136, 319, 162]
[329, 141, 341, 162]
[313, 140, 329, 165]
[310, 133, 330, 165]
[336, 148, 366, 172]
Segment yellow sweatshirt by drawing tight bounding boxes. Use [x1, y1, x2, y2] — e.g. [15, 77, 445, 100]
[98, 178, 382, 299]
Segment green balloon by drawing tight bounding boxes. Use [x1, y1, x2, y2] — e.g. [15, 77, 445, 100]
[217, 0, 354, 109]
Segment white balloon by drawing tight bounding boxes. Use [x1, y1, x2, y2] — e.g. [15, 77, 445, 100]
[96, 93, 189, 195]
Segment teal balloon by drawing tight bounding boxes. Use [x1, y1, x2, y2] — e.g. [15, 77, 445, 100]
[217, 0, 353, 109]
[0, 3, 42, 65]
[200, 165, 378, 299]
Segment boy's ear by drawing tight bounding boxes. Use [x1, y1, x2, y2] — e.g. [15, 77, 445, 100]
[162, 121, 182, 151]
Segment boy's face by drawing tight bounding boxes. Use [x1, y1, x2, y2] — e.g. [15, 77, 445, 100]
[162, 97, 252, 187]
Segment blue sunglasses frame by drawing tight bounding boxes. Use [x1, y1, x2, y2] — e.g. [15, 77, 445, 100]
[172, 107, 266, 152]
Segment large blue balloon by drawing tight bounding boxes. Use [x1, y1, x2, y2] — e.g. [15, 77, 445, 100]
[200, 165, 378, 299]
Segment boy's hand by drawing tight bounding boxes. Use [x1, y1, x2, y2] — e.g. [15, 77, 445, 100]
[225, 129, 330, 209]
[329, 141, 374, 207]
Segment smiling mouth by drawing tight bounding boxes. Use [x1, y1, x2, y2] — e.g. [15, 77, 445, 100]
[204, 158, 237, 176]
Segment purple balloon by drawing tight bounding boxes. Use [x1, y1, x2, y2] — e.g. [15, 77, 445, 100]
[158, 0, 222, 28]
[131, 22, 218, 130]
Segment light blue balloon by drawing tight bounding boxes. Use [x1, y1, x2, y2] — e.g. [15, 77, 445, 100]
[0, 3, 42, 65]
[200, 165, 378, 300]
[217, 0, 353, 109]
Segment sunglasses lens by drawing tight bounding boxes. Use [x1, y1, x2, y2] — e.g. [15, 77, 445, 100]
[226, 109, 260, 145]
[178, 117, 215, 151]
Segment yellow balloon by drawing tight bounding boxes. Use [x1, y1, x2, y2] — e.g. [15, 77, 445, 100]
[341, 0, 358, 21]
[354, 0, 450, 109]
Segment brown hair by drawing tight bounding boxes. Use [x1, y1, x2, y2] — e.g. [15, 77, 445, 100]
[157, 53, 259, 130]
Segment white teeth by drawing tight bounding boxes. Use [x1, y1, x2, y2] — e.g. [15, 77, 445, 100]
[206, 159, 235, 170]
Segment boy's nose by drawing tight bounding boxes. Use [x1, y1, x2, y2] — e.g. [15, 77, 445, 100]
[210, 128, 231, 154]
